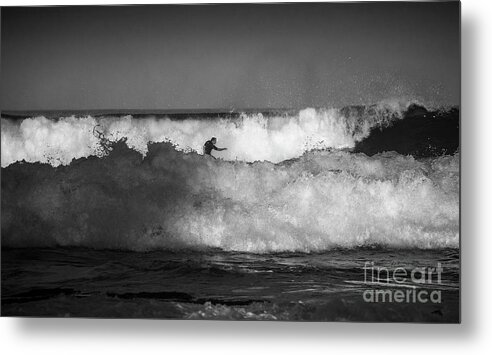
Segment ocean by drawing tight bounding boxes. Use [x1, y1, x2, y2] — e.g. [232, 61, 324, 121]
[1, 99, 460, 322]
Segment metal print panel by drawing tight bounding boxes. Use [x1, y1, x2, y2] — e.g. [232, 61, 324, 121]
[0, 2, 460, 322]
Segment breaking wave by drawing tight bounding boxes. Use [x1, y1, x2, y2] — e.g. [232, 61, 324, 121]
[2, 100, 420, 167]
[1, 141, 459, 252]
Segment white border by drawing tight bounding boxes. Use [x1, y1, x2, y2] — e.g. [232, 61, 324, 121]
[2, 0, 491, 354]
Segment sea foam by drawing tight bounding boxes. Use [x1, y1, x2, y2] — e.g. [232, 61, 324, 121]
[1, 141, 459, 252]
[1, 100, 412, 167]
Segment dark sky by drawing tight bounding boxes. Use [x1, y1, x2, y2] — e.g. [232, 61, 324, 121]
[0, 2, 460, 110]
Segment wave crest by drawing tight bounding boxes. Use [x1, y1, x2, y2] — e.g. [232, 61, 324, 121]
[1, 100, 417, 167]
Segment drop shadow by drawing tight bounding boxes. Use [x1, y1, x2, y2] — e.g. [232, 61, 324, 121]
[458, 6, 479, 338]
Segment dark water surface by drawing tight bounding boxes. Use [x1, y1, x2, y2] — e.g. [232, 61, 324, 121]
[2, 247, 459, 322]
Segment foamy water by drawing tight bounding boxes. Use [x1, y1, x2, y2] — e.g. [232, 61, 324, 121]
[1, 100, 412, 167]
[1, 141, 459, 252]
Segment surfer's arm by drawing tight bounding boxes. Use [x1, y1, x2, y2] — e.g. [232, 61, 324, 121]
[213, 145, 227, 151]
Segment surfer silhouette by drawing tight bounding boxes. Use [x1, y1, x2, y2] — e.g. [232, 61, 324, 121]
[203, 137, 227, 159]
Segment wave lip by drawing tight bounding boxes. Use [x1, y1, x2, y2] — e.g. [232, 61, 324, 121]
[1, 99, 431, 167]
[1, 140, 459, 253]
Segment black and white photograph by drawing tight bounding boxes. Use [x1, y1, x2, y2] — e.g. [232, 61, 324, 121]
[1, 1, 460, 322]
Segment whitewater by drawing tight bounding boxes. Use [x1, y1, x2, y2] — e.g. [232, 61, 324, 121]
[1, 101, 413, 167]
[1, 100, 459, 252]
